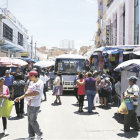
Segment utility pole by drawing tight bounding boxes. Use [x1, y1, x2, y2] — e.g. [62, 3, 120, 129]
[30, 36, 33, 59]
[35, 42, 37, 59]
[6, 0, 8, 9]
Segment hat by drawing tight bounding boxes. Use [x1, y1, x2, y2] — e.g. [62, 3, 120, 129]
[102, 74, 107, 78]
[128, 76, 138, 82]
[5, 70, 10, 74]
[0, 77, 5, 81]
[26, 71, 38, 77]
[93, 70, 98, 75]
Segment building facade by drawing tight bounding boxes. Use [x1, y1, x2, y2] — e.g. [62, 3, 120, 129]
[0, 8, 29, 57]
[96, 0, 140, 47]
[96, 0, 107, 47]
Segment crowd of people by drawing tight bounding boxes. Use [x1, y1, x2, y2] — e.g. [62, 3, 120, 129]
[0, 66, 53, 140]
[0, 66, 140, 139]
[74, 70, 140, 133]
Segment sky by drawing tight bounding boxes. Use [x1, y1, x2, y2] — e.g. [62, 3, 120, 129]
[1, 0, 98, 48]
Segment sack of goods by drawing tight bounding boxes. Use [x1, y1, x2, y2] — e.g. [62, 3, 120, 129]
[118, 100, 128, 114]
[0, 98, 13, 118]
[125, 98, 134, 110]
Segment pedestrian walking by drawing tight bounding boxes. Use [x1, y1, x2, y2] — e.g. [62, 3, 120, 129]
[53, 72, 62, 105]
[73, 72, 81, 104]
[14, 71, 44, 140]
[85, 72, 98, 113]
[40, 71, 47, 101]
[0, 77, 10, 136]
[11, 73, 26, 118]
[76, 73, 85, 112]
[3, 70, 14, 98]
[123, 76, 140, 132]
[99, 74, 112, 107]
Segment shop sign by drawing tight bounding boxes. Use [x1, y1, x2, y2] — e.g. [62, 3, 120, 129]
[21, 52, 29, 57]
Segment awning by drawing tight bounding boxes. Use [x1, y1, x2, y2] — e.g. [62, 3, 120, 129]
[103, 49, 120, 54]
[133, 51, 140, 56]
[93, 46, 106, 52]
[133, 47, 140, 55]
[0, 39, 26, 52]
[123, 51, 133, 54]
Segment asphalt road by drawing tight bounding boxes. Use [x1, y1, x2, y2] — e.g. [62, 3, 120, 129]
[0, 90, 140, 140]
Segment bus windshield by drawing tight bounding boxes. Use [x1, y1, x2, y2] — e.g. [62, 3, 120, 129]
[55, 59, 85, 74]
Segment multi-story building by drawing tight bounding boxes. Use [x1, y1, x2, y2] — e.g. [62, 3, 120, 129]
[96, 0, 107, 47]
[0, 8, 29, 57]
[60, 39, 75, 50]
[96, 0, 140, 47]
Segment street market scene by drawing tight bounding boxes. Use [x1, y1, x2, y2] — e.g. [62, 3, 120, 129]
[1, 0, 140, 140]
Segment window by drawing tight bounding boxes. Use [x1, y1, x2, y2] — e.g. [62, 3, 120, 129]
[134, 0, 139, 45]
[3, 23, 13, 41]
[18, 32, 23, 46]
[123, 5, 125, 45]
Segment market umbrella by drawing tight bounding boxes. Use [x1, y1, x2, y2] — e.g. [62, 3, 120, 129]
[0, 57, 12, 66]
[34, 60, 55, 68]
[114, 59, 140, 72]
[12, 58, 28, 66]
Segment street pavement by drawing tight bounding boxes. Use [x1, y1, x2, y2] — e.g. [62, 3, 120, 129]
[0, 90, 140, 140]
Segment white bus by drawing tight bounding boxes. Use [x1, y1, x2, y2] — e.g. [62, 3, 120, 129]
[55, 54, 87, 91]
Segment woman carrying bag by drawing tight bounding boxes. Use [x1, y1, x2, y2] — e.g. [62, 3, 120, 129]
[76, 73, 85, 112]
[0, 77, 10, 136]
[123, 76, 140, 132]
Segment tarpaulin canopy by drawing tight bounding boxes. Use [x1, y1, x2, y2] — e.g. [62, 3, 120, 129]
[34, 60, 55, 68]
[0, 57, 28, 67]
[133, 47, 140, 56]
[114, 59, 140, 72]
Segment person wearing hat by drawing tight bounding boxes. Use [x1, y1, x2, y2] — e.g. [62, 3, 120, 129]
[14, 71, 44, 140]
[123, 76, 140, 132]
[3, 70, 14, 98]
[0, 77, 10, 136]
[99, 74, 111, 107]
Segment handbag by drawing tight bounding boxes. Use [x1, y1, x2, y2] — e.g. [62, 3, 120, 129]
[94, 94, 100, 104]
[118, 100, 128, 114]
[125, 98, 134, 110]
[0, 98, 13, 118]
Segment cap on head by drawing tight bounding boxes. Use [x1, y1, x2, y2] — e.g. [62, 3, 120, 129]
[102, 74, 107, 78]
[93, 70, 98, 75]
[128, 76, 137, 82]
[0, 77, 5, 82]
[5, 70, 10, 74]
[26, 71, 38, 77]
